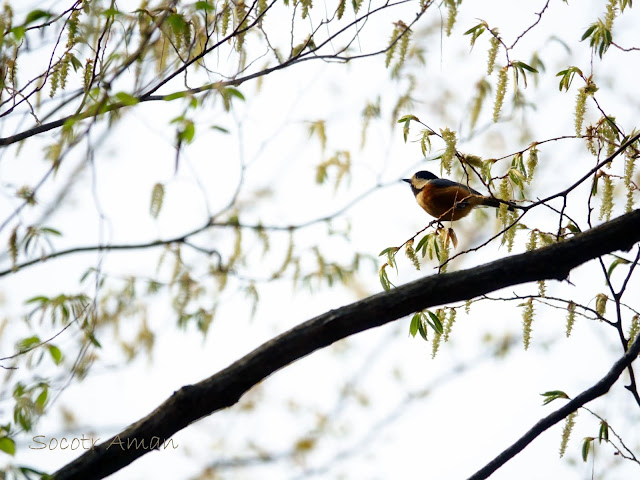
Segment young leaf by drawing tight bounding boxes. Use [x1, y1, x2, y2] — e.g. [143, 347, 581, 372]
[378, 247, 399, 257]
[195, 1, 215, 11]
[163, 91, 188, 101]
[379, 264, 392, 291]
[607, 255, 630, 277]
[211, 125, 230, 134]
[17, 336, 40, 352]
[24, 9, 53, 26]
[409, 313, 420, 337]
[598, 421, 609, 443]
[115, 92, 139, 106]
[417, 317, 428, 341]
[540, 390, 569, 405]
[512, 61, 538, 88]
[426, 310, 444, 334]
[397, 115, 419, 143]
[581, 437, 593, 462]
[415, 234, 430, 257]
[224, 87, 245, 101]
[556, 66, 582, 92]
[463, 22, 487, 48]
[178, 121, 195, 143]
[35, 386, 48, 410]
[0, 436, 16, 456]
[397, 114, 420, 123]
[48, 345, 63, 365]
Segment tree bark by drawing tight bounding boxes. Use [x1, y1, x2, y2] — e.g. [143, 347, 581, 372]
[53, 209, 640, 480]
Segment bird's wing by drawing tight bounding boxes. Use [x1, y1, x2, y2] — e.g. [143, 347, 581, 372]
[429, 178, 483, 196]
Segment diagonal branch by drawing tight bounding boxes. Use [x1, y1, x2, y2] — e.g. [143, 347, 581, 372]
[0, 0, 422, 148]
[52, 209, 640, 480]
[0, 179, 391, 278]
[467, 332, 640, 480]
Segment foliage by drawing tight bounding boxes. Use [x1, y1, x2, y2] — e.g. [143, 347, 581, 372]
[0, 0, 639, 479]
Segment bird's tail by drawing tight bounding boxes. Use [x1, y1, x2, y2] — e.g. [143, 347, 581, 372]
[481, 196, 518, 211]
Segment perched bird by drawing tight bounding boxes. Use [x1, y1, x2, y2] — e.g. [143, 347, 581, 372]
[403, 170, 516, 221]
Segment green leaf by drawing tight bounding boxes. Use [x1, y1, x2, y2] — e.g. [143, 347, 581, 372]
[463, 23, 486, 47]
[378, 247, 398, 257]
[397, 114, 419, 123]
[163, 91, 188, 101]
[566, 222, 581, 234]
[607, 255, 631, 277]
[18, 466, 49, 477]
[17, 336, 40, 351]
[582, 437, 593, 462]
[598, 421, 609, 443]
[420, 130, 433, 156]
[195, 1, 215, 11]
[178, 121, 195, 143]
[69, 54, 83, 72]
[25, 295, 50, 305]
[115, 92, 139, 106]
[48, 345, 63, 365]
[379, 267, 391, 291]
[426, 310, 443, 334]
[409, 313, 420, 337]
[35, 386, 48, 409]
[402, 121, 409, 143]
[101, 7, 120, 17]
[581, 23, 598, 42]
[540, 390, 569, 405]
[211, 125, 230, 134]
[11, 26, 25, 41]
[24, 9, 52, 26]
[513, 60, 538, 73]
[224, 87, 245, 101]
[415, 234, 430, 257]
[167, 13, 188, 33]
[40, 227, 62, 236]
[417, 319, 428, 341]
[432, 236, 441, 261]
[0, 436, 16, 456]
[87, 332, 102, 348]
[512, 61, 538, 89]
[508, 168, 526, 189]
[556, 66, 582, 92]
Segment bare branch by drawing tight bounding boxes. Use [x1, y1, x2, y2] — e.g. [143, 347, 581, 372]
[467, 332, 640, 480]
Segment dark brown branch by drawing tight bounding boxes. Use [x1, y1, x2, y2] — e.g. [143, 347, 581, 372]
[1, 180, 391, 278]
[0, 0, 421, 148]
[52, 209, 640, 480]
[467, 332, 640, 480]
[508, 0, 551, 49]
[527, 131, 640, 210]
[611, 41, 640, 52]
[0, 227, 211, 278]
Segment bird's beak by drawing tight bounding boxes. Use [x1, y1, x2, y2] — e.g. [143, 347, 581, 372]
[402, 178, 411, 184]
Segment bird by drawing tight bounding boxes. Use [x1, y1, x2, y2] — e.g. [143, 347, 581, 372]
[403, 170, 516, 222]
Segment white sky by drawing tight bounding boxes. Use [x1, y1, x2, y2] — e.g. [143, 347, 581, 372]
[1, 0, 640, 479]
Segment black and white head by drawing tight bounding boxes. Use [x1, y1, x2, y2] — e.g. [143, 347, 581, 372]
[402, 170, 439, 196]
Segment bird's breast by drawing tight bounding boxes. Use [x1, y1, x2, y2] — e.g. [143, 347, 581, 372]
[416, 184, 481, 221]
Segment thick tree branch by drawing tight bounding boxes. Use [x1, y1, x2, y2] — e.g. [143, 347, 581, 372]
[52, 209, 640, 480]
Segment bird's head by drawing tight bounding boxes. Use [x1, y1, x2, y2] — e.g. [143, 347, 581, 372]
[402, 170, 439, 195]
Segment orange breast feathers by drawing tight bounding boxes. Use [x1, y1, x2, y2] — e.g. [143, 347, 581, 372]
[416, 183, 487, 221]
